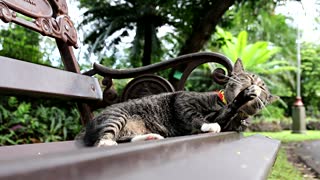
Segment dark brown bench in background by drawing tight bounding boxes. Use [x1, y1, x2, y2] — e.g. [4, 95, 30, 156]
[0, 0, 280, 179]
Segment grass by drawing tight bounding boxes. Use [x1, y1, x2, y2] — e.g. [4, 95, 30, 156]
[244, 130, 320, 143]
[244, 130, 320, 180]
[268, 148, 303, 180]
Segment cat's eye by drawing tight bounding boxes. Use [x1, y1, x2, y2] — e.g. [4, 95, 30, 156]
[230, 83, 237, 87]
[260, 86, 266, 91]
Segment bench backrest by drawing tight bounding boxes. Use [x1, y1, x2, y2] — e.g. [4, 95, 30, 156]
[0, 0, 103, 124]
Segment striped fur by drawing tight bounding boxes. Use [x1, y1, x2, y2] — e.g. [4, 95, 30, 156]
[77, 59, 278, 147]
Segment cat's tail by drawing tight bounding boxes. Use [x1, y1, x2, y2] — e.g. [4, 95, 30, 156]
[74, 121, 102, 147]
[82, 121, 104, 146]
[74, 128, 87, 147]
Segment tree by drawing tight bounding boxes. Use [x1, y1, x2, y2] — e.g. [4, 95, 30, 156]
[79, 0, 168, 67]
[222, 3, 297, 59]
[78, 0, 300, 92]
[301, 43, 320, 117]
[79, 0, 243, 66]
[78, 0, 296, 64]
[172, 0, 237, 55]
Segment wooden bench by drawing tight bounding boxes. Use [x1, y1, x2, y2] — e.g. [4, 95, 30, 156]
[0, 0, 280, 179]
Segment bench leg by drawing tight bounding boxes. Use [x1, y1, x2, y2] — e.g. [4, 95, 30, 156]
[78, 103, 93, 125]
[56, 39, 94, 125]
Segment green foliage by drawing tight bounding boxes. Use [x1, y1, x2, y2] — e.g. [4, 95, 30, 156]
[184, 64, 223, 92]
[222, 2, 296, 60]
[79, 0, 168, 67]
[259, 104, 286, 120]
[211, 27, 295, 75]
[0, 24, 50, 65]
[301, 43, 320, 115]
[0, 97, 81, 145]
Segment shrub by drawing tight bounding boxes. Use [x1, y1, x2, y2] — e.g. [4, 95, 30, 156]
[259, 104, 286, 120]
[248, 120, 282, 132]
[0, 97, 81, 145]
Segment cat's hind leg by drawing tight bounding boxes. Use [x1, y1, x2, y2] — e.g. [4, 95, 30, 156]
[131, 133, 164, 142]
[116, 134, 164, 143]
[96, 139, 118, 147]
[95, 133, 118, 147]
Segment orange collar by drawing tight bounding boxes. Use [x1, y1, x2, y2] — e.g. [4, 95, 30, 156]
[217, 90, 227, 104]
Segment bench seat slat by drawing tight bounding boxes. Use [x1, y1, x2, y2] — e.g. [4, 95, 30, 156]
[0, 56, 102, 101]
[0, 132, 280, 180]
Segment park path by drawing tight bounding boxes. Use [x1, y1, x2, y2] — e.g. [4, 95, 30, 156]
[294, 140, 320, 179]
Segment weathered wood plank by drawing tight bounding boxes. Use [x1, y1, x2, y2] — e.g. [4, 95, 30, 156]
[0, 132, 280, 180]
[0, 141, 78, 161]
[0, 56, 102, 101]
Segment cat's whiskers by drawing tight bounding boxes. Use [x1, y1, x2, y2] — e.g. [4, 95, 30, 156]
[256, 97, 265, 109]
[215, 72, 243, 85]
[256, 97, 271, 116]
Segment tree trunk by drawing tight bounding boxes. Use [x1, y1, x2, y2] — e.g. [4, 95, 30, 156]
[179, 0, 235, 55]
[142, 22, 152, 66]
[169, 0, 236, 88]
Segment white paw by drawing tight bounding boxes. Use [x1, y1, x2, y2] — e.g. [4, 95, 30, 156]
[96, 139, 118, 147]
[131, 133, 164, 142]
[201, 123, 221, 133]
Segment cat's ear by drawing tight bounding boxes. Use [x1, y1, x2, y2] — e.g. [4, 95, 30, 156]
[234, 58, 245, 74]
[268, 95, 280, 104]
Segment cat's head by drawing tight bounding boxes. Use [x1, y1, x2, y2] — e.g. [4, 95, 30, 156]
[224, 58, 278, 116]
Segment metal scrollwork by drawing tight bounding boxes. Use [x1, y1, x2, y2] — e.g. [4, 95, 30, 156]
[103, 87, 119, 105]
[35, 15, 78, 47]
[0, 0, 78, 48]
[212, 68, 229, 85]
[36, 17, 52, 35]
[0, 1, 13, 22]
[32, 15, 77, 47]
[58, 15, 78, 47]
[100, 77, 119, 106]
[121, 74, 175, 101]
[51, 17, 61, 34]
[102, 77, 113, 90]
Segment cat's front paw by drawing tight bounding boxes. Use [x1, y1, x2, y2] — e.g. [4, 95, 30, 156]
[246, 85, 261, 100]
[201, 123, 221, 133]
[96, 139, 118, 147]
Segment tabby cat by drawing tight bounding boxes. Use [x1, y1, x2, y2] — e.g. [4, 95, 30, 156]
[77, 59, 278, 147]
